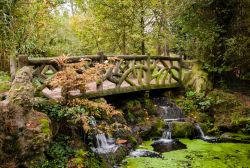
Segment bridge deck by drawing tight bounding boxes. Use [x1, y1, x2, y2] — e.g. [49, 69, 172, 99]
[42, 80, 180, 100]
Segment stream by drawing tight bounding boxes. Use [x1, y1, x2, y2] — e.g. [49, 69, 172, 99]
[124, 139, 250, 168]
[122, 97, 250, 168]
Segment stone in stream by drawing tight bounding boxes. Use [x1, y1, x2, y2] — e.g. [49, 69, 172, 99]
[151, 139, 187, 153]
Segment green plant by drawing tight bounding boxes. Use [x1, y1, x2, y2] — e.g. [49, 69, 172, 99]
[0, 71, 10, 82]
[35, 135, 75, 168]
[176, 90, 216, 114]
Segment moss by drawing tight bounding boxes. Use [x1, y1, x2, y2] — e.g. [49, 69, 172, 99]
[125, 100, 146, 124]
[39, 118, 51, 135]
[182, 61, 212, 93]
[0, 71, 10, 92]
[126, 135, 138, 147]
[0, 82, 10, 93]
[138, 140, 154, 151]
[171, 121, 195, 138]
[143, 99, 157, 115]
[124, 139, 250, 168]
[220, 132, 250, 143]
[155, 119, 165, 135]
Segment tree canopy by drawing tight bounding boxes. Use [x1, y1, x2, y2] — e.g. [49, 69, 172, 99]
[0, 0, 249, 78]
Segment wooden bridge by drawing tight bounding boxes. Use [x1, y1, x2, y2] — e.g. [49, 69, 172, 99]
[18, 53, 183, 99]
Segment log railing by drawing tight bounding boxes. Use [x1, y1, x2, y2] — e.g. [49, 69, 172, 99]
[18, 53, 182, 98]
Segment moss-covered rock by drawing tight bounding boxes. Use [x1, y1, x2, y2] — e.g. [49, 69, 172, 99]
[97, 146, 128, 168]
[220, 132, 250, 143]
[171, 121, 195, 138]
[139, 118, 165, 140]
[124, 100, 148, 124]
[0, 67, 52, 167]
[182, 61, 212, 93]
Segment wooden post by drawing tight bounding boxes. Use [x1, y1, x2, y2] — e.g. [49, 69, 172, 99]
[146, 53, 151, 85]
[97, 52, 104, 90]
[178, 56, 182, 83]
[97, 51, 105, 63]
[18, 55, 29, 68]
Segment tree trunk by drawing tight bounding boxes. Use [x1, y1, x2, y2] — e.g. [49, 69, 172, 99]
[10, 54, 17, 81]
[164, 38, 170, 56]
[141, 12, 145, 55]
[157, 44, 162, 55]
[122, 26, 126, 55]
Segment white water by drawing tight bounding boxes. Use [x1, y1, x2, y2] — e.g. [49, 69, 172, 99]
[156, 122, 173, 143]
[162, 122, 172, 140]
[93, 133, 118, 154]
[195, 123, 217, 141]
[195, 124, 205, 138]
[160, 105, 184, 120]
[129, 149, 161, 158]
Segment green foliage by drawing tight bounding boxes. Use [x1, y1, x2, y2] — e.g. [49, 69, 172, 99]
[1, 0, 249, 78]
[176, 90, 216, 114]
[36, 103, 87, 121]
[0, 71, 10, 82]
[0, 71, 10, 92]
[35, 135, 74, 168]
[39, 118, 51, 135]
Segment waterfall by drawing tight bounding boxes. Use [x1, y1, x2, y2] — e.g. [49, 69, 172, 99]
[162, 122, 172, 140]
[195, 123, 218, 142]
[93, 133, 118, 154]
[195, 123, 205, 138]
[96, 133, 109, 149]
[160, 106, 185, 120]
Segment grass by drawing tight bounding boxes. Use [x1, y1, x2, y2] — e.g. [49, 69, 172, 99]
[0, 71, 10, 93]
[124, 139, 250, 168]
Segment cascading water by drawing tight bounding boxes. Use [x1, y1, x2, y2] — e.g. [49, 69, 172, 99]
[152, 121, 186, 153]
[89, 116, 118, 154]
[153, 97, 185, 121]
[160, 122, 172, 141]
[160, 106, 185, 121]
[93, 133, 118, 154]
[150, 97, 187, 153]
[195, 124, 205, 138]
[195, 123, 217, 142]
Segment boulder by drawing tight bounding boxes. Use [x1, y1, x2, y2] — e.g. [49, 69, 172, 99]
[182, 60, 212, 93]
[220, 132, 250, 143]
[171, 121, 195, 138]
[0, 67, 52, 167]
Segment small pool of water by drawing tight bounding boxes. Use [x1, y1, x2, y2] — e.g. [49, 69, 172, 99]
[124, 139, 250, 168]
[151, 139, 186, 153]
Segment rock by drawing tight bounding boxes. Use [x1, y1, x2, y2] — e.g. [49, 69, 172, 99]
[129, 149, 163, 158]
[182, 60, 212, 93]
[152, 139, 187, 153]
[0, 67, 52, 167]
[171, 121, 195, 138]
[220, 132, 250, 143]
[97, 145, 128, 167]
